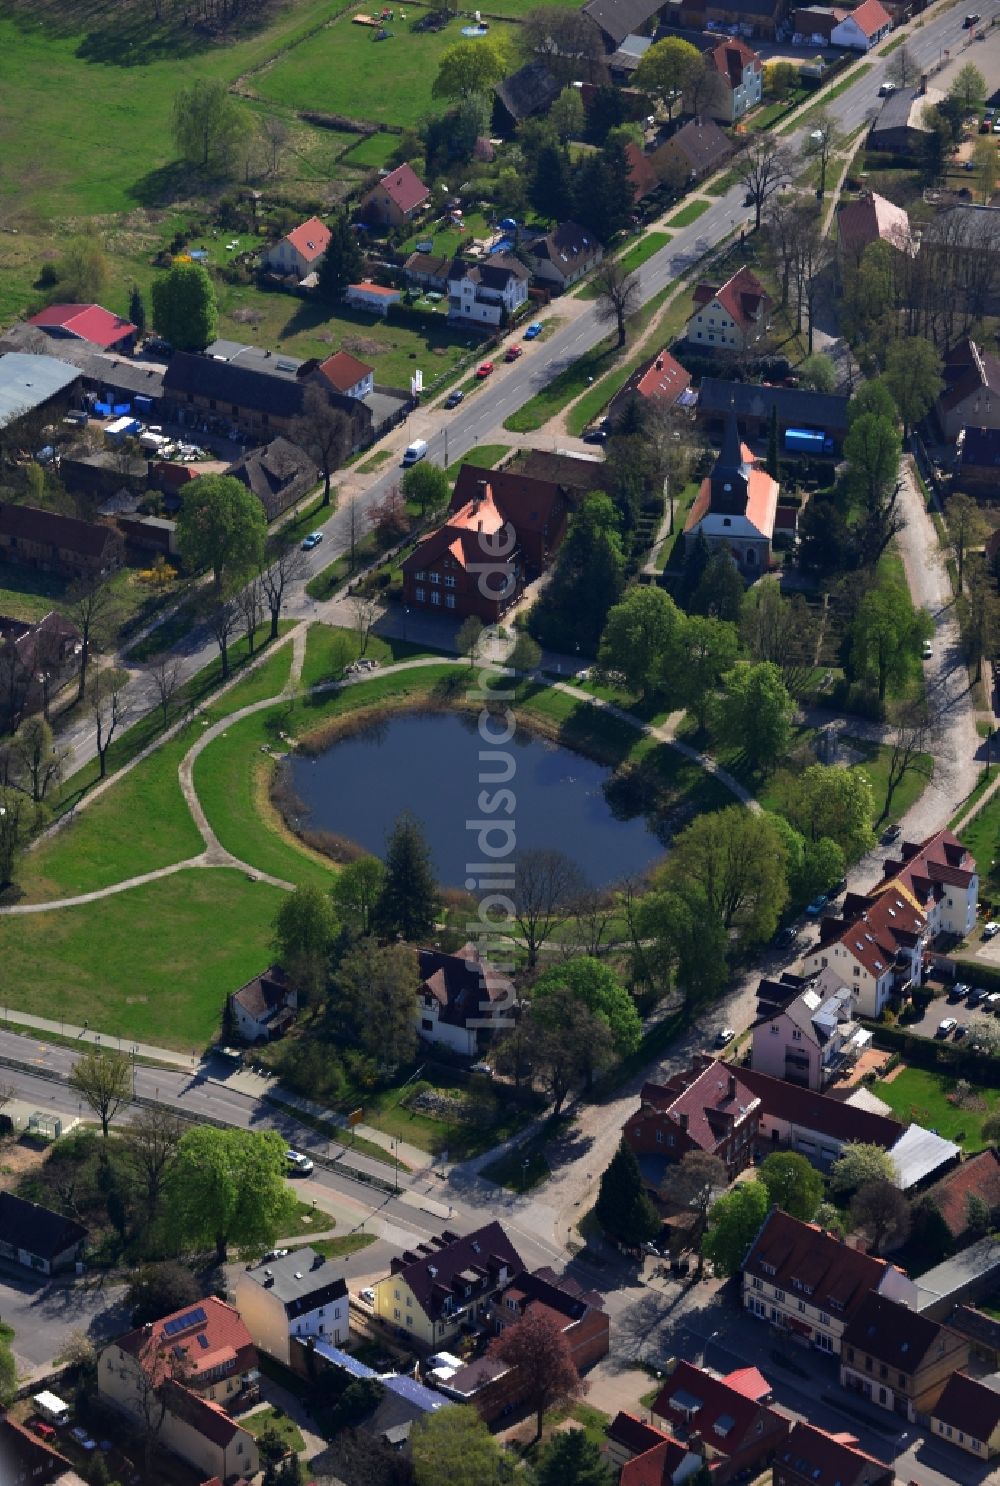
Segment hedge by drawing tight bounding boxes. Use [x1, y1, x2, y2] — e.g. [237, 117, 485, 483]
[864, 1020, 1000, 1083]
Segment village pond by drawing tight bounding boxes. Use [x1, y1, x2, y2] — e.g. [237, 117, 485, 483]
[282, 711, 667, 887]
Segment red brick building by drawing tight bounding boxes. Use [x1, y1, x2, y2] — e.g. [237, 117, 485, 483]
[623, 1056, 761, 1184]
[651, 1361, 789, 1483]
[451, 465, 567, 575]
[774, 1423, 894, 1486]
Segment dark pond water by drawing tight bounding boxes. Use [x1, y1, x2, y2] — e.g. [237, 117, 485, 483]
[285, 711, 665, 887]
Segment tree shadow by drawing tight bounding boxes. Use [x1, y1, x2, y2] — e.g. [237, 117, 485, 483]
[127, 160, 205, 210]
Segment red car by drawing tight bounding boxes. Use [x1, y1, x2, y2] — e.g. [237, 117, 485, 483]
[30, 1421, 56, 1441]
[476, 361, 494, 378]
[504, 345, 522, 362]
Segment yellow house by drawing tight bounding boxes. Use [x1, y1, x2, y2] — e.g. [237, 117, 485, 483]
[930, 1372, 1000, 1458]
[372, 1222, 523, 1348]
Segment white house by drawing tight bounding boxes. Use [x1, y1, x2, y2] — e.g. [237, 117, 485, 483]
[524, 222, 603, 291]
[700, 39, 763, 123]
[750, 970, 870, 1091]
[229, 965, 297, 1043]
[447, 256, 530, 326]
[262, 216, 332, 281]
[416, 942, 513, 1056]
[830, 0, 892, 49]
[683, 416, 779, 577]
[234, 1248, 348, 1365]
[686, 264, 771, 354]
[318, 350, 375, 400]
[345, 282, 401, 318]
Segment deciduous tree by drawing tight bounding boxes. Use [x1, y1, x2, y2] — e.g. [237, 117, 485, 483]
[332, 941, 418, 1066]
[331, 856, 385, 937]
[11, 715, 64, 803]
[843, 415, 903, 567]
[53, 236, 110, 303]
[637, 883, 729, 1007]
[489, 1304, 584, 1438]
[150, 654, 182, 730]
[273, 885, 337, 1000]
[550, 85, 585, 143]
[849, 580, 931, 703]
[170, 78, 246, 175]
[592, 259, 642, 348]
[633, 36, 702, 121]
[945, 492, 987, 594]
[533, 956, 641, 1074]
[783, 763, 875, 860]
[411, 1405, 504, 1486]
[125, 1107, 186, 1225]
[150, 262, 218, 352]
[125, 1261, 200, 1327]
[734, 133, 793, 230]
[176, 474, 266, 589]
[511, 846, 585, 968]
[671, 1151, 728, 1244]
[432, 36, 514, 100]
[90, 666, 131, 779]
[664, 805, 788, 945]
[702, 1180, 768, 1276]
[457, 615, 484, 667]
[883, 336, 943, 439]
[166, 1126, 296, 1262]
[524, 994, 614, 1113]
[887, 43, 917, 88]
[259, 543, 306, 642]
[69, 1047, 132, 1138]
[830, 1141, 898, 1196]
[208, 595, 240, 681]
[949, 62, 987, 112]
[402, 461, 449, 516]
[67, 577, 119, 703]
[664, 614, 739, 730]
[713, 661, 794, 773]
[758, 1151, 824, 1220]
[598, 586, 684, 698]
[291, 385, 350, 506]
[851, 1178, 911, 1253]
[801, 107, 840, 196]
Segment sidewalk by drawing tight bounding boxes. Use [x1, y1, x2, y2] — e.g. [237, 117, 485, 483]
[0, 1007, 197, 1068]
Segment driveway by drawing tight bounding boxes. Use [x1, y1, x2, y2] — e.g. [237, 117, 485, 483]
[0, 1267, 128, 1379]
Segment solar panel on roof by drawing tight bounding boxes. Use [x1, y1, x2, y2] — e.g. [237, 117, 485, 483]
[163, 1306, 207, 1336]
[197, 1333, 209, 1349]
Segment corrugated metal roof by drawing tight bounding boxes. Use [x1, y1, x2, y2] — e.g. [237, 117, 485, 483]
[889, 1124, 960, 1191]
[0, 352, 79, 429]
[310, 1340, 377, 1378]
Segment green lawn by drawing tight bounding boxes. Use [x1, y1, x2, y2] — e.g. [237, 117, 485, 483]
[341, 132, 400, 169]
[0, 562, 69, 624]
[446, 443, 510, 477]
[575, 232, 671, 297]
[666, 198, 711, 228]
[309, 1232, 377, 1259]
[244, 1407, 306, 1455]
[0, 869, 288, 1049]
[960, 787, 1000, 901]
[873, 1067, 1000, 1151]
[357, 449, 394, 474]
[257, 14, 515, 130]
[504, 333, 625, 433]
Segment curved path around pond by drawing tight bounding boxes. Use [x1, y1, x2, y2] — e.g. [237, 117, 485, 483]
[0, 639, 756, 916]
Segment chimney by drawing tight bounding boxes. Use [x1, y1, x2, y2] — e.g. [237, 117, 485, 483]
[728, 1073, 737, 1100]
[474, 479, 488, 509]
[478, 519, 483, 532]
[919, 72, 927, 94]
[678, 1110, 689, 1132]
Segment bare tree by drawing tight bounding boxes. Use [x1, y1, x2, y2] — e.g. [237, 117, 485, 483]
[131, 1330, 191, 1477]
[0, 1081, 16, 1114]
[125, 1106, 186, 1225]
[291, 384, 351, 505]
[644, 402, 701, 535]
[592, 260, 642, 348]
[519, 6, 608, 84]
[348, 591, 379, 657]
[734, 133, 793, 231]
[801, 107, 841, 198]
[571, 883, 616, 957]
[69, 1046, 132, 1137]
[672, 1150, 728, 1267]
[887, 43, 918, 88]
[67, 577, 119, 703]
[946, 493, 988, 595]
[880, 696, 939, 823]
[259, 544, 306, 641]
[208, 596, 240, 681]
[237, 573, 264, 655]
[90, 666, 132, 779]
[513, 847, 587, 968]
[0, 787, 27, 885]
[262, 115, 290, 175]
[150, 655, 182, 730]
[685, 56, 727, 118]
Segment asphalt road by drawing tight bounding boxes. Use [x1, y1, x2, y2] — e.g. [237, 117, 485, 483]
[52, 0, 998, 777]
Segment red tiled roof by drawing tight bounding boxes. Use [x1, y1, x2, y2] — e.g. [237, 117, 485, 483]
[684, 441, 779, 541]
[373, 164, 429, 215]
[932, 1372, 1000, 1441]
[285, 216, 332, 263]
[707, 37, 759, 86]
[608, 1411, 671, 1456]
[652, 1360, 788, 1459]
[403, 483, 511, 575]
[347, 282, 399, 297]
[744, 1210, 893, 1323]
[629, 1061, 760, 1156]
[634, 349, 691, 405]
[735, 1064, 903, 1148]
[693, 265, 769, 331]
[778, 1421, 893, 1486]
[843, 0, 891, 35]
[162, 1381, 246, 1449]
[28, 302, 136, 348]
[620, 1436, 693, 1486]
[923, 1150, 1000, 1239]
[318, 349, 373, 392]
[837, 192, 910, 256]
[117, 1296, 254, 1388]
[872, 827, 976, 901]
[625, 141, 661, 202]
[814, 884, 926, 979]
[452, 465, 564, 537]
[723, 1366, 772, 1401]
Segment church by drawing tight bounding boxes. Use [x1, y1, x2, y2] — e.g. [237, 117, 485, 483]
[683, 415, 779, 577]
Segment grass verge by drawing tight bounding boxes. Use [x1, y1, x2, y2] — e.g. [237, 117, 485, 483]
[666, 199, 711, 228]
[446, 443, 510, 477]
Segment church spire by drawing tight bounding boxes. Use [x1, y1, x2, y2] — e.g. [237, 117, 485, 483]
[710, 410, 750, 515]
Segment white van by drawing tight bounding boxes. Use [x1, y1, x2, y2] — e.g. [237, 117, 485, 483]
[402, 438, 428, 467]
[33, 1391, 71, 1427]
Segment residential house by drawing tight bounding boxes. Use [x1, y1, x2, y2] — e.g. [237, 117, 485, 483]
[774, 1422, 894, 1486]
[695, 38, 763, 122]
[606, 1413, 703, 1485]
[582, 0, 667, 51]
[609, 348, 691, 424]
[929, 1371, 1000, 1458]
[403, 252, 451, 294]
[729, 1064, 905, 1169]
[956, 425, 1000, 495]
[401, 482, 524, 624]
[360, 164, 430, 227]
[794, 5, 845, 39]
[840, 1293, 968, 1420]
[920, 1150, 1000, 1247]
[317, 350, 374, 401]
[524, 222, 604, 291]
[234, 1247, 348, 1363]
[696, 377, 849, 450]
[0, 503, 122, 580]
[511, 448, 608, 502]
[608, 32, 655, 80]
[157, 1382, 259, 1483]
[370, 1222, 524, 1346]
[447, 256, 530, 327]
[686, 265, 770, 353]
[227, 437, 319, 522]
[830, 0, 891, 47]
[0, 1192, 87, 1274]
[344, 282, 401, 318]
[0, 610, 80, 727]
[0, 1417, 86, 1486]
[750, 972, 870, 1090]
[656, 117, 733, 186]
[743, 1208, 918, 1355]
[803, 829, 979, 1014]
[28, 303, 137, 354]
[626, 141, 666, 205]
[683, 416, 779, 576]
[937, 338, 1000, 442]
[261, 217, 333, 281]
[869, 85, 946, 155]
[451, 463, 568, 571]
[837, 190, 911, 266]
[228, 964, 298, 1043]
[162, 347, 372, 445]
[623, 1057, 762, 1186]
[650, 1362, 789, 1483]
[493, 60, 560, 132]
[0, 351, 81, 435]
[416, 942, 513, 1055]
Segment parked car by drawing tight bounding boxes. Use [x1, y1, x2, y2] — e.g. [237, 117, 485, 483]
[286, 1149, 314, 1175]
[951, 982, 970, 999]
[878, 80, 896, 96]
[360, 1287, 376, 1305]
[773, 925, 797, 948]
[955, 1024, 969, 1039]
[523, 321, 543, 340]
[504, 344, 523, 362]
[29, 1421, 56, 1442]
[983, 921, 1000, 939]
[444, 389, 465, 408]
[715, 1027, 736, 1047]
[968, 986, 985, 1007]
[937, 1017, 958, 1037]
[986, 991, 1000, 1012]
[921, 640, 933, 660]
[828, 876, 848, 899]
[806, 894, 829, 916]
[69, 1428, 96, 1451]
[476, 361, 494, 379]
[963, 12, 980, 26]
[881, 824, 901, 844]
[301, 531, 323, 551]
